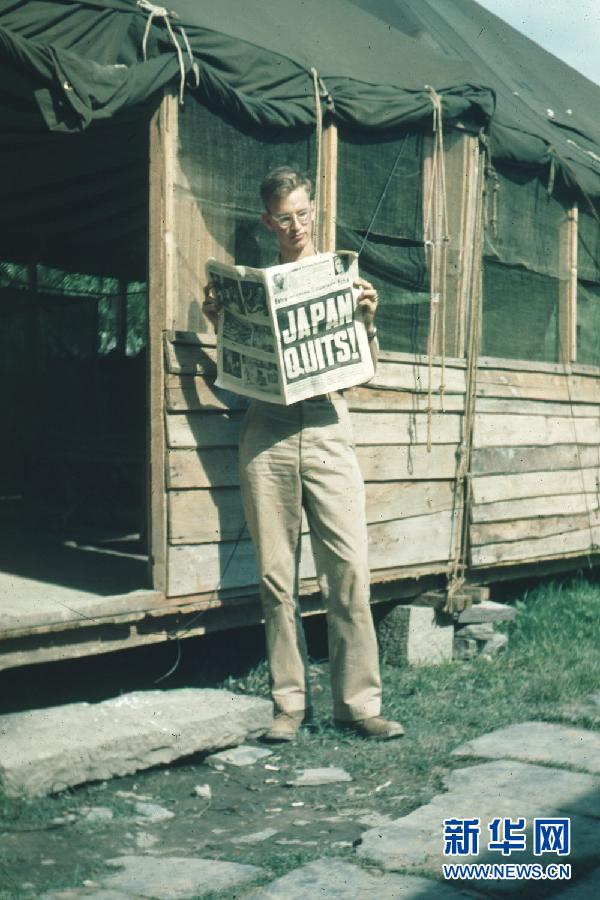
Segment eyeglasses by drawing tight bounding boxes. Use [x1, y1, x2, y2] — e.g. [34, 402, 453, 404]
[269, 209, 311, 229]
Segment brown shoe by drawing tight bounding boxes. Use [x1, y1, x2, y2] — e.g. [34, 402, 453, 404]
[335, 715, 404, 740]
[262, 710, 305, 743]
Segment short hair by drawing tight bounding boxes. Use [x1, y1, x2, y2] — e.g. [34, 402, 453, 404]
[260, 167, 312, 210]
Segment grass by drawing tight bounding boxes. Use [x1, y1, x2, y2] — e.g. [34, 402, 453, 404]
[0, 575, 598, 897]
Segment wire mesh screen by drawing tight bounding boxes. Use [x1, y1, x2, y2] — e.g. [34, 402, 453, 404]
[577, 206, 600, 366]
[176, 99, 316, 332]
[481, 166, 568, 363]
[336, 129, 429, 354]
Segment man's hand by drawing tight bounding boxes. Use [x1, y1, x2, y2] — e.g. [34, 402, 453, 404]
[203, 281, 222, 330]
[355, 277, 378, 332]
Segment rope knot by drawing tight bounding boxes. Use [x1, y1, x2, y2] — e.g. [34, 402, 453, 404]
[137, 0, 198, 103]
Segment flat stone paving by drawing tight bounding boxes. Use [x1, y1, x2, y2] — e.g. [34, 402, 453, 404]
[357, 723, 600, 895]
[453, 722, 600, 773]
[247, 858, 478, 898]
[0, 689, 272, 797]
[20, 709, 600, 897]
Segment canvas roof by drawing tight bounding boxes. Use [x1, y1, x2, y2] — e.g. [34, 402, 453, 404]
[349, 0, 600, 202]
[0, 0, 598, 280]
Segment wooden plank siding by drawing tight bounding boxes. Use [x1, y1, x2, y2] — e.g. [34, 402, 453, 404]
[469, 363, 600, 568]
[163, 333, 464, 598]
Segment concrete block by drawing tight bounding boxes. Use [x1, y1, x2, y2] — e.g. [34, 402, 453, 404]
[377, 605, 454, 667]
[0, 688, 272, 797]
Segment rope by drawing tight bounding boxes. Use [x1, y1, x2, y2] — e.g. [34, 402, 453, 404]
[137, 0, 194, 104]
[423, 86, 450, 451]
[555, 201, 600, 564]
[444, 136, 485, 613]
[356, 135, 408, 259]
[153, 519, 249, 683]
[310, 68, 324, 250]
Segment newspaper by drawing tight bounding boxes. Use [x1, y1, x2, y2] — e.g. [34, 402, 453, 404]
[207, 251, 374, 405]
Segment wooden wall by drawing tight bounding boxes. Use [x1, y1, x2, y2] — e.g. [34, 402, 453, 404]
[152, 91, 600, 607]
[164, 334, 465, 602]
[469, 359, 600, 568]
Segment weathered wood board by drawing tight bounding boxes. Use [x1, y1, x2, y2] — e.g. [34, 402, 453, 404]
[471, 526, 600, 567]
[167, 442, 460, 488]
[169, 480, 458, 544]
[472, 468, 600, 504]
[167, 409, 462, 449]
[473, 414, 600, 448]
[471, 445, 600, 476]
[471, 493, 600, 524]
[167, 509, 460, 596]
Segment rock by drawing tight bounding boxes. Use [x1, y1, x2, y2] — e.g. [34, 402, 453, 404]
[205, 744, 273, 767]
[0, 689, 272, 797]
[101, 855, 266, 898]
[456, 623, 496, 640]
[453, 636, 478, 660]
[377, 605, 454, 667]
[249, 857, 470, 898]
[235, 828, 278, 844]
[134, 801, 175, 822]
[480, 632, 508, 657]
[192, 784, 212, 800]
[357, 812, 396, 828]
[79, 806, 114, 823]
[358, 759, 600, 876]
[287, 767, 352, 787]
[452, 722, 600, 774]
[135, 831, 159, 849]
[456, 600, 516, 624]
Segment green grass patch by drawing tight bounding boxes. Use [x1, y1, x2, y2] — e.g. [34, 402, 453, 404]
[0, 575, 598, 894]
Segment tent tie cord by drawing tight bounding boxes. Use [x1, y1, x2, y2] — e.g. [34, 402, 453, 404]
[423, 85, 450, 451]
[137, 0, 199, 104]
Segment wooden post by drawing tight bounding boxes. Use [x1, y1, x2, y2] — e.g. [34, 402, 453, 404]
[147, 88, 178, 592]
[424, 131, 480, 360]
[318, 120, 338, 252]
[559, 203, 578, 363]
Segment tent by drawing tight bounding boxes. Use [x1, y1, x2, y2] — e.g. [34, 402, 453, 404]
[1, 0, 600, 671]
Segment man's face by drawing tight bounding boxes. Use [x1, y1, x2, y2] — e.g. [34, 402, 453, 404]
[262, 187, 315, 261]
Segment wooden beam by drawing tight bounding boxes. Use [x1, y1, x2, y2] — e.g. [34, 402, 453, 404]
[318, 120, 338, 252]
[559, 202, 578, 363]
[147, 88, 178, 592]
[443, 132, 480, 358]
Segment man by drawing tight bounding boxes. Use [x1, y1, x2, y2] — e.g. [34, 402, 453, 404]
[204, 167, 403, 742]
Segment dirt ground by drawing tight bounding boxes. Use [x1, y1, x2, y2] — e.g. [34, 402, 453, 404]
[0, 630, 442, 898]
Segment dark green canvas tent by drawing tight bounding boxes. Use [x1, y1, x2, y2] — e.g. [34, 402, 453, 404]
[1, 0, 600, 671]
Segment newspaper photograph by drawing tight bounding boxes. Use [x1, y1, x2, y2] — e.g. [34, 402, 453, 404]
[207, 251, 375, 404]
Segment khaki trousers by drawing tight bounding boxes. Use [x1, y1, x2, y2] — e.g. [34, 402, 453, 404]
[239, 392, 382, 721]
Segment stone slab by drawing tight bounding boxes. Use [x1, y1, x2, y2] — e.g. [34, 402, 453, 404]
[205, 744, 273, 767]
[456, 601, 516, 624]
[0, 689, 273, 797]
[358, 760, 600, 878]
[100, 856, 266, 899]
[287, 767, 352, 786]
[248, 858, 475, 899]
[452, 722, 600, 774]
